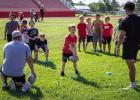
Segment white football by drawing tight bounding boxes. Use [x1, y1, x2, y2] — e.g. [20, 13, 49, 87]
[28, 73, 36, 84]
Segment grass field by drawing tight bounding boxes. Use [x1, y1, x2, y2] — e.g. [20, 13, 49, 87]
[0, 17, 140, 100]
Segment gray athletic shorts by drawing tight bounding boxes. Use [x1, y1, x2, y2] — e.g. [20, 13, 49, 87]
[93, 33, 102, 43]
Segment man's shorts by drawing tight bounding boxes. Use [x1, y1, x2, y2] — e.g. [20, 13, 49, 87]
[35, 44, 47, 52]
[102, 37, 112, 44]
[62, 53, 73, 62]
[122, 43, 139, 60]
[0, 71, 26, 84]
[79, 37, 86, 43]
[87, 35, 93, 42]
[93, 33, 102, 43]
[7, 34, 12, 42]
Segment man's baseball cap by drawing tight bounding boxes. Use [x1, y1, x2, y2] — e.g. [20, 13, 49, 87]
[12, 31, 22, 38]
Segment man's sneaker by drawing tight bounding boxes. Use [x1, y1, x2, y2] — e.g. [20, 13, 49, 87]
[61, 71, 65, 77]
[9, 80, 16, 90]
[75, 70, 80, 76]
[2, 81, 8, 89]
[22, 81, 31, 92]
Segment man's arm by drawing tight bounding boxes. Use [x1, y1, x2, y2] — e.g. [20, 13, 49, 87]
[116, 30, 125, 51]
[4, 23, 7, 40]
[27, 56, 36, 77]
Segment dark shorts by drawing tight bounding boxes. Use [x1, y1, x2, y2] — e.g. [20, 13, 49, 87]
[62, 53, 73, 62]
[29, 42, 35, 51]
[122, 43, 139, 60]
[79, 37, 86, 43]
[7, 34, 12, 42]
[0, 71, 26, 84]
[93, 33, 102, 43]
[102, 37, 112, 44]
[35, 45, 47, 52]
[87, 35, 93, 42]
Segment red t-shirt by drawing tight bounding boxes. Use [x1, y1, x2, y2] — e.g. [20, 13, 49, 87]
[63, 34, 77, 54]
[103, 23, 113, 37]
[77, 22, 87, 38]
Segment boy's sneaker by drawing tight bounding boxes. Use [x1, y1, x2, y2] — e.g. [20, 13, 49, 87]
[123, 82, 137, 90]
[44, 59, 49, 64]
[100, 49, 102, 52]
[61, 71, 65, 77]
[22, 81, 31, 92]
[9, 80, 16, 90]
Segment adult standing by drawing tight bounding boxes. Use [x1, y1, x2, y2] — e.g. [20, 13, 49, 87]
[117, 2, 140, 89]
[40, 6, 45, 22]
[4, 13, 20, 42]
[1, 31, 36, 92]
[30, 8, 34, 21]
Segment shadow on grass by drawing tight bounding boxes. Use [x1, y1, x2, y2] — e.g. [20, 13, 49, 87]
[3, 86, 43, 100]
[71, 75, 100, 88]
[85, 51, 102, 56]
[34, 60, 56, 69]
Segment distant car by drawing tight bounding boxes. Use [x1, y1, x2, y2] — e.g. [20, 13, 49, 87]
[75, 9, 94, 16]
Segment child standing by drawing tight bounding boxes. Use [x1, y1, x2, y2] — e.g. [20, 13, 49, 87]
[61, 24, 79, 77]
[102, 16, 113, 53]
[77, 15, 87, 52]
[113, 18, 122, 56]
[28, 20, 39, 58]
[85, 17, 93, 50]
[20, 20, 29, 44]
[35, 33, 49, 63]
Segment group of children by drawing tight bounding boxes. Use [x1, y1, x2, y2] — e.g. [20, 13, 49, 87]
[60, 14, 123, 77]
[77, 14, 122, 55]
[5, 13, 49, 63]
[5, 12, 122, 77]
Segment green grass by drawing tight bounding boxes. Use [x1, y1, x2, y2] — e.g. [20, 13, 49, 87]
[0, 17, 140, 100]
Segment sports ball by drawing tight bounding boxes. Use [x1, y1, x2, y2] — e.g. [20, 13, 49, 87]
[28, 73, 36, 84]
[69, 56, 78, 62]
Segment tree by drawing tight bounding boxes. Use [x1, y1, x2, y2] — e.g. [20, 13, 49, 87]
[134, 0, 140, 11]
[88, 2, 106, 12]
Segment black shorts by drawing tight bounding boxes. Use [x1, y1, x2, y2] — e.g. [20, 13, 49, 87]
[0, 71, 26, 84]
[79, 37, 86, 42]
[102, 37, 112, 44]
[122, 43, 139, 60]
[7, 34, 12, 42]
[87, 35, 93, 42]
[62, 53, 73, 62]
[29, 42, 35, 51]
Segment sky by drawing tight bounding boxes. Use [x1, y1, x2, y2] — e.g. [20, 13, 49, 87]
[72, 0, 133, 4]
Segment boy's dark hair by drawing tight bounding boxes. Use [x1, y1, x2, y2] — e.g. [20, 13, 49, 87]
[96, 14, 100, 17]
[29, 20, 35, 25]
[105, 16, 110, 20]
[124, 2, 135, 11]
[21, 20, 27, 25]
[9, 12, 17, 18]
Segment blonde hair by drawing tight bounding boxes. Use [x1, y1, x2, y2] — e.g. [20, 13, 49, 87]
[39, 33, 45, 37]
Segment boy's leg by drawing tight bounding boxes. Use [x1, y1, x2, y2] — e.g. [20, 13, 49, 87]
[34, 51, 38, 61]
[41, 45, 49, 62]
[73, 62, 79, 75]
[99, 34, 102, 51]
[61, 62, 66, 76]
[107, 37, 112, 53]
[102, 37, 106, 53]
[93, 34, 97, 52]
[78, 37, 81, 51]
[61, 53, 68, 76]
[83, 38, 86, 51]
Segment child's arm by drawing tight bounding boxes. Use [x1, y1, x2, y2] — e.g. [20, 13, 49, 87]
[69, 44, 77, 57]
[4, 23, 7, 40]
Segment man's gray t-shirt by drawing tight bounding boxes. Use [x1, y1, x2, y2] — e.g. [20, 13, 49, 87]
[2, 41, 31, 77]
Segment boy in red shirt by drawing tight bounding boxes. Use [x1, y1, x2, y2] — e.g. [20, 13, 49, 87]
[77, 15, 87, 52]
[61, 24, 79, 77]
[102, 16, 113, 53]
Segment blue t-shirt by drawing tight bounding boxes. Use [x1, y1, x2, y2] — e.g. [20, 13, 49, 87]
[2, 41, 31, 77]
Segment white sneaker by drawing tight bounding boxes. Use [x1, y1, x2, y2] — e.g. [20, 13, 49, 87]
[22, 81, 31, 92]
[9, 80, 16, 90]
[2, 81, 7, 89]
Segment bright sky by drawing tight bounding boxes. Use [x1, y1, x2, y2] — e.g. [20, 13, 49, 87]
[72, 0, 133, 4]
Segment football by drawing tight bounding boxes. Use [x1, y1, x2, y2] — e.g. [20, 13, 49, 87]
[28, 73, 36, 84]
